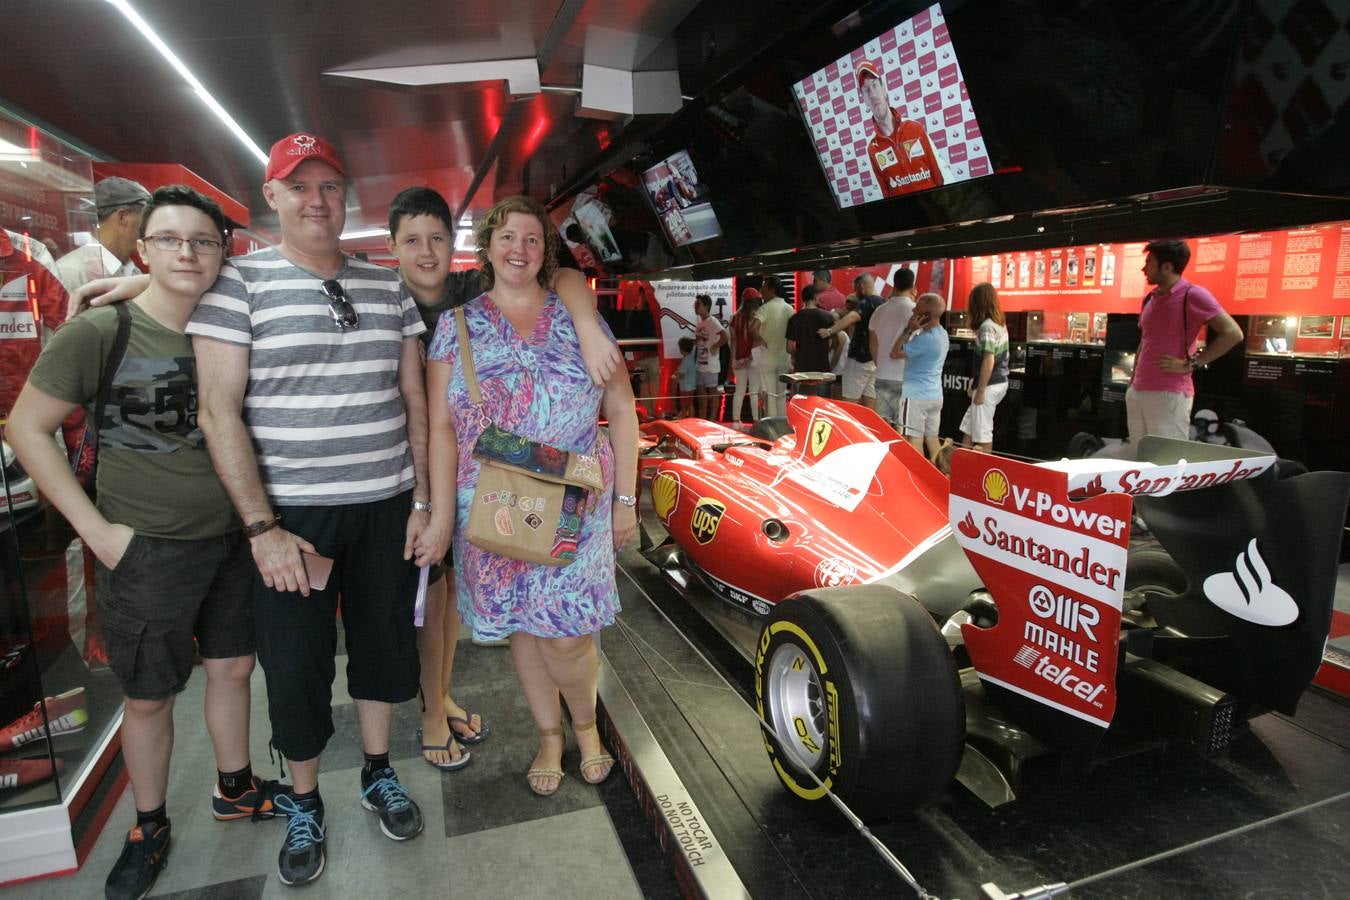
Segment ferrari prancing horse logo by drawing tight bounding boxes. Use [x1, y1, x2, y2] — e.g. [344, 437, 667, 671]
[810, 419, 832, 457]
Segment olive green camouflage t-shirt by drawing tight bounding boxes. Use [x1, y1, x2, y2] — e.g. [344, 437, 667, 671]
[28, 302, 235, 539]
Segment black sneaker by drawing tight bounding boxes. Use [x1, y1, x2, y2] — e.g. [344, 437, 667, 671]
[104, 821, 170, 900]
[212, 775, 294, 821]
[359, 767, 423, 840]
[273, 794, 325, 886]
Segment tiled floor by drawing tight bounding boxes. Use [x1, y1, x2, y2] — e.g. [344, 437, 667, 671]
[7, 629, 677, 899]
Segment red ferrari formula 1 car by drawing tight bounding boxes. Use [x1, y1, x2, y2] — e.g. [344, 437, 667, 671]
[639, 397, 1350, 820]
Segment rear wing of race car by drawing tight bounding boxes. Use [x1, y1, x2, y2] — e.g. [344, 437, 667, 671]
[949, 439, 1350, 738]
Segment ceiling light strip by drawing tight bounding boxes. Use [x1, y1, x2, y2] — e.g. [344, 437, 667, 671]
[104, 0, 268, 165]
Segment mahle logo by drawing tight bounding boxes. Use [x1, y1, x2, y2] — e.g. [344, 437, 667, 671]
[690, 498, 726, 545]
[982, 468, 1010, 505]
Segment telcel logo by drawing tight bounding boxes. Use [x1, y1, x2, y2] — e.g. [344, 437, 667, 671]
[1034, 657, 1106, 703]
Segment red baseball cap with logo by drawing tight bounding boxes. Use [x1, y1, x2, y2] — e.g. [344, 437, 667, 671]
[740, 286, 762, 301]
[855, 59, 884, 91]
[265, 133, 347, 182]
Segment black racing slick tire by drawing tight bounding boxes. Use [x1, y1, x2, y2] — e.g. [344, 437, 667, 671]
[1124, 545, 1188, 598]
[754, 586, 964, 821]
[749, 416, 793, 442]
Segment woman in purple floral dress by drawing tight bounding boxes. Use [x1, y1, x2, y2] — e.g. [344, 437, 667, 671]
[424, 196, 639, 796]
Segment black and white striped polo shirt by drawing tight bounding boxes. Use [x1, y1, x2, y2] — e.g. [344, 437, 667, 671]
[187, 248, 425, 506]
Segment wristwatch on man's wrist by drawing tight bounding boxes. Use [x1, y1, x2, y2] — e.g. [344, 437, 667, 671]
[412, 499, 433, 513]
[615, 494, 638, 508]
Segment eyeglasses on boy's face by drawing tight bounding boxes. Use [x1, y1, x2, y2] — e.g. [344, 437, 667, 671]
[144, 234, 223, 255]
[320, 279, 359, 331]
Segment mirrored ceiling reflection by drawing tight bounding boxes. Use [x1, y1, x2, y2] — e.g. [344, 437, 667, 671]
[0, 0, 712, 250]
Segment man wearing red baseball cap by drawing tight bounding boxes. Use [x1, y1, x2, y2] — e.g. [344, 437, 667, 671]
[187, 134, 429, 886]
[856, 59, 948, 198]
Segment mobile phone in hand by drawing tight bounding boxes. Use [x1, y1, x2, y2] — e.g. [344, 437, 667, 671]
[302, 552, 335, 591]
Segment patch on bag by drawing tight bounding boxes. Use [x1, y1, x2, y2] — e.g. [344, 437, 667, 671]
[481, 492, 500, 503]
[494, 507, 515, 536]
[548, 484, 588, 562]
[525, 513, 543, 530]
[570, 453, 600, 484]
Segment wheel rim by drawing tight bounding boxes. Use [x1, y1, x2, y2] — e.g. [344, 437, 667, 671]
[766, 642, 827, 772]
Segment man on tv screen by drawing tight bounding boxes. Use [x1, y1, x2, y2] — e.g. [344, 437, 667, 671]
[858, 60, 947, 198]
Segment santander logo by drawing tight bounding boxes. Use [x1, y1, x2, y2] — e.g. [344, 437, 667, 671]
[1202, 539, 1298, 627]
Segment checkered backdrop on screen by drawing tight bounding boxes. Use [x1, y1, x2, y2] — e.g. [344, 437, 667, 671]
[792, 4, 992, 209]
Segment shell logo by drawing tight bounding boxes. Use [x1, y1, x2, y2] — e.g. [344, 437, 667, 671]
[982, 469, 1010, 506]
[652, 472, 680, 522]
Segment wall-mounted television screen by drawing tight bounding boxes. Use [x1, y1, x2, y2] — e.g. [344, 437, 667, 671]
[790, 2, 992, 209]
[551, 171, 673, 276]
[640, 150, 722, 247]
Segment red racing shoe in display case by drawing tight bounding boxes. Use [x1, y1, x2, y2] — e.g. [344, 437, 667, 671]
[0, 688, 88, 752]
[0, 757, 65, 791]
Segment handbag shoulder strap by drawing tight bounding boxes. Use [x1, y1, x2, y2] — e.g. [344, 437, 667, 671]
[454, 306, 483, 406]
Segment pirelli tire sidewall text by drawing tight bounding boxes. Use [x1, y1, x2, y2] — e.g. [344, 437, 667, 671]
[755, 586, 966, 821]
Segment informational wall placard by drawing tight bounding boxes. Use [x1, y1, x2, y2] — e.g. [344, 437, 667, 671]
[649, 279, 735, 360]
[951, 221, 1350, 318]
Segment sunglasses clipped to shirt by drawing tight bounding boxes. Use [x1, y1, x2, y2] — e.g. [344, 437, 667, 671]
[320, 279, 359, 331]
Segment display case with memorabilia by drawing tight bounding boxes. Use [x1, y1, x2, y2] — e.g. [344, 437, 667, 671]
[0, 105, 126, 884]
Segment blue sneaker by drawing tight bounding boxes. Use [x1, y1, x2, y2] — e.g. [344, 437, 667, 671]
[273, 794, 325, 886]
[359, 767, 423, 840]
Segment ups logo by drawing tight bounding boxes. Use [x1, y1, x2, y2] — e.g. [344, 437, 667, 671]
[690, 498, 726, 545]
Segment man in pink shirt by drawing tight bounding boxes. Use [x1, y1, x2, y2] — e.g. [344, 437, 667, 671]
[1127, 240, 1243, 445]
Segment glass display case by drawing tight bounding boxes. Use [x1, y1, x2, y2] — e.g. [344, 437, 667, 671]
[0, 104, 124, 884]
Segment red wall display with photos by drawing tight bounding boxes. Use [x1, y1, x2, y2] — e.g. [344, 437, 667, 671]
[948, 221, 1350, 352]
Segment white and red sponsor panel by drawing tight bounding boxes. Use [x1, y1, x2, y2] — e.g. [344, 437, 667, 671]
[950, 451, 1132, 728]
[1054, 455, 1275, 500]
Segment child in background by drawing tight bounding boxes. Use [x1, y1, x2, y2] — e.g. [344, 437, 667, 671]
[675, 336, 697, 417]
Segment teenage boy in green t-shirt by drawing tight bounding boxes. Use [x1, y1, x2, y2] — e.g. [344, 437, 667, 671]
[7, 186, 288, 900]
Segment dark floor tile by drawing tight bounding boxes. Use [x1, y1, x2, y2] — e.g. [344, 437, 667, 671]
[321, 692, 426, 776]
[154, 874, 267, 899]
[439, 642, 603, 838]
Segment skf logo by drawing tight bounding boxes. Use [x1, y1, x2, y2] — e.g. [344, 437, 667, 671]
[291, 134, 317, 154]
[982, 469, 1009, 505]
[875, 147, 898, 168]
[690, 498, 726, 545]
[810, 419, 832, 457]
[651, 472, 679, 523]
